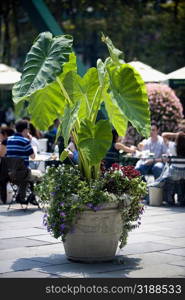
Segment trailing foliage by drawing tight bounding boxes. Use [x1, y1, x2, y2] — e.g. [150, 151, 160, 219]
[36, 163, 147, 249]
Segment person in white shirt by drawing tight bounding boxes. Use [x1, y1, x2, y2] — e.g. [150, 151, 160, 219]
[148, 132, 185, 206]
[135, 122, 168, 179]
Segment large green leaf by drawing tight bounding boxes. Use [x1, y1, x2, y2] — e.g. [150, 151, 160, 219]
[97, 58, 128, 136]
[62, 52, 77, 75]
[61, 102, 81, 147]
[103, 91, 128, 136]
[25, 52, 77, 131]
[107, 64, 151, 137]
[78, 119, 112, 165]
[12, 32, 73, 104]
[27, 81, 65, 131]
[61, 71, 83, 105]
[80, 68, 101, 121]
[62, 68, 101, 121]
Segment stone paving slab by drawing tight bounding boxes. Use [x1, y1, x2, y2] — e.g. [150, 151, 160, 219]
[0, 237, 54, 250]
[0, 269, 60, 278]
[32, 258, 140, 278]
[127, 234, 185, 247]
[0, 228, 47, 239]
[86, 264, 185, 278]
[0, 243, 65, 261]
[0, 258, 52, 274]
[162, 248, 185, 257]
[118, 241, 180, 256]
[144, 229, 185, 239]
[26, 234, 60, 244]
[127, 251, 185, 267]
[0, 203, 185, 278]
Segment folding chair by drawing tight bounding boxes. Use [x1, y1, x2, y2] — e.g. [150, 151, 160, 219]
[0, 157, 40, 210]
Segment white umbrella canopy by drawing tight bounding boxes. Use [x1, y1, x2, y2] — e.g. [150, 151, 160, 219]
[0, 63, 21, 90]
[165, 66, 185, 88]
[166, 66, 185, 80]
[128, 61, 167, 83]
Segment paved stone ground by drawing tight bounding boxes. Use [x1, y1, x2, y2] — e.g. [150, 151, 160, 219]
[0, 202, 185, 278]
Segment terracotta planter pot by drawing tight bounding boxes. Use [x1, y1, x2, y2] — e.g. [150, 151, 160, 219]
[63, 202, 122, 262]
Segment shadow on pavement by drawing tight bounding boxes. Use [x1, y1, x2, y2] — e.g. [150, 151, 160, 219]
[10, 255, 142, 278]
[0, 206, 40, 216]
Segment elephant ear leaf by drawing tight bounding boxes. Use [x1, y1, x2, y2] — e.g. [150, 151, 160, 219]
[108, 63, 151, 137]
[12, 32, 73, 104]
[27, 81, 66, 131]
[78, 119, 112, 165]
[61, 102, 81, 147]
[103, 91, 128, 137]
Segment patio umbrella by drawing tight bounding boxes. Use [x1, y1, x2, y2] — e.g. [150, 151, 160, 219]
[0, 63, 21, 90]
[128, 61, 167, 83]
[165, 66, 185, 88]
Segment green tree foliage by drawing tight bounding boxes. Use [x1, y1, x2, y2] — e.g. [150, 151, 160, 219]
[46, 0, 185, 73]
[0, 0, 184, 74]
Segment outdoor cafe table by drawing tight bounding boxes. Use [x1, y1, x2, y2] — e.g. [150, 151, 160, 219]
[119, 150, 160, 166]
[119, 154, 140, 166]
[29, 152, 60, 172]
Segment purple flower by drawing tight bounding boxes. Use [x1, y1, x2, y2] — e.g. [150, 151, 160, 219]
[43, 214, 48, 226]
[60, 223, 65, 231]
[87, 203, 93, 208]
[43, 220, 47, 226]
[60, 212, 66, 217]
[94, 205, 103, 211]
[60, 202, 65, 207]
[47, 225, 51, 232]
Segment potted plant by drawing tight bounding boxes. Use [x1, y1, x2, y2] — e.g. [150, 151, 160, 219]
[37, 163, 146, 262]
[12, 32, 150, 262]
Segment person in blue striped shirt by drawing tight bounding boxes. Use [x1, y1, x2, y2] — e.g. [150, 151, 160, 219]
[6, 120, 36, 204]
[6, 120, 35, 165]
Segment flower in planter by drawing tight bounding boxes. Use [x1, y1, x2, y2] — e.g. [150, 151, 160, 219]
[36, 163, 147, 249]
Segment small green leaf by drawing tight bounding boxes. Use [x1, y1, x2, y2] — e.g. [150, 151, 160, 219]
[60, 149, 69, 162]
[101, 33, 125, 65]
[78, 119, 112, 165]
[61, 102, 81, 147]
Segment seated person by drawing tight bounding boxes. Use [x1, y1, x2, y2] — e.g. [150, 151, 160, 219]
[148, 132, 185, 206]
[104, 128, 136, 169]
[6, 120, 41, 205]
[137, 139, 147, 152]
[135, 121, 168, 179]
[65, 139, 78, 164]
[44, 118, 60, 152]
[177, 119, 185, 133]
[0, 127, 15, 157]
